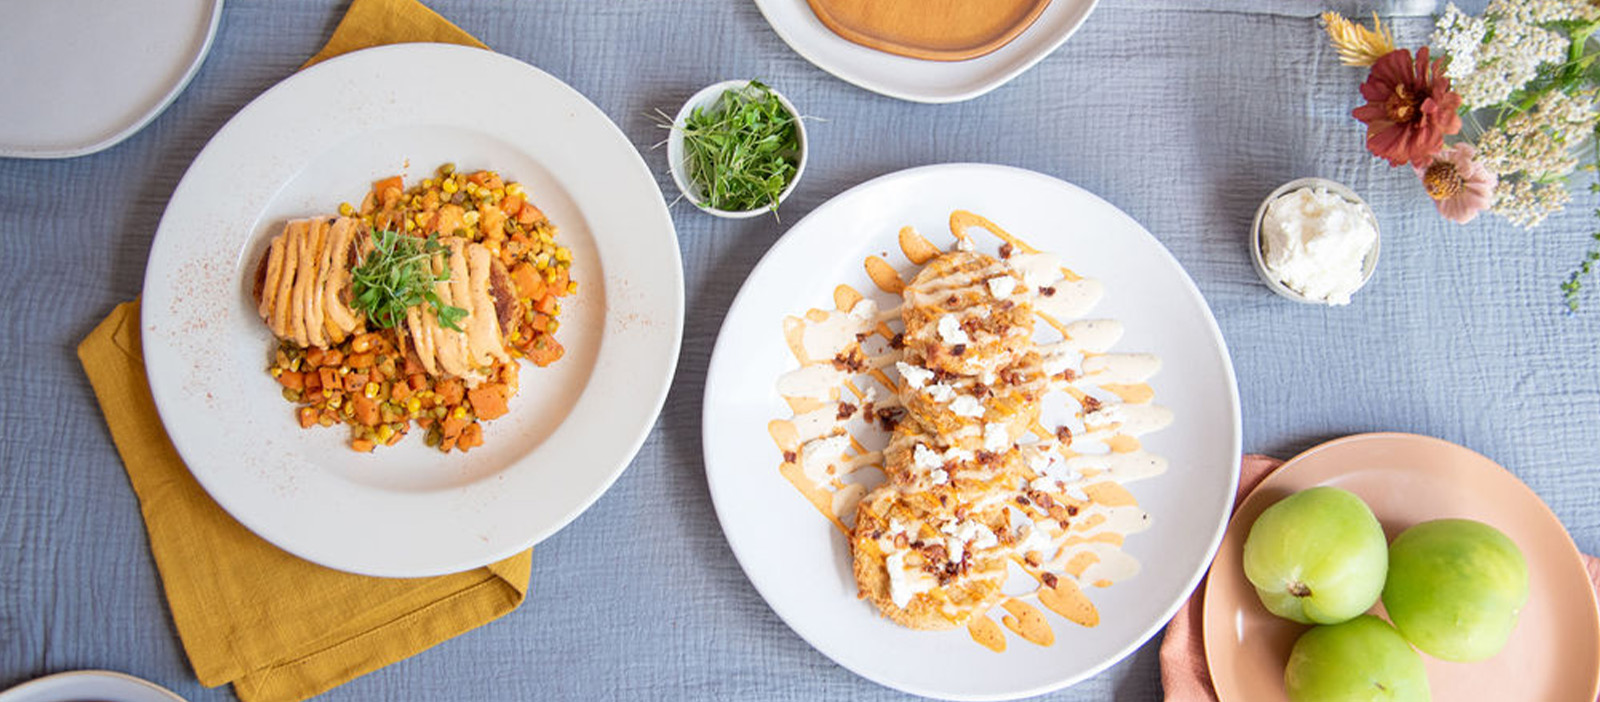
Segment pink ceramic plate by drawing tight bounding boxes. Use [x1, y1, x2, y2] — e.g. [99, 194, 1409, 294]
[1203, 433, 1600, 701]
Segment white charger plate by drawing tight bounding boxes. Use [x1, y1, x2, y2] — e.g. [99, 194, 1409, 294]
[0, 0, 221, 158]
[702, 164, 1240, 699]
[751, 0, 1099, 103]
[141, 44, 683, 577]
[0, 670, 185, 702]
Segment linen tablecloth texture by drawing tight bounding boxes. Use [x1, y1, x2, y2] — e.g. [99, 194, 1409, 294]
[9, 0, 1600, 700]
[72, 5, 529, 702]
[1158, 456, 1600, 702]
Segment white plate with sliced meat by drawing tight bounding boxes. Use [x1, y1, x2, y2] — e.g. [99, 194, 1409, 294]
[141, 44, 683, 577]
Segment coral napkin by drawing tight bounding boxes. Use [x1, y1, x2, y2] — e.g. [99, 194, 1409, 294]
[76, 4, 528, 701]
[1159, 454, 1600, 701]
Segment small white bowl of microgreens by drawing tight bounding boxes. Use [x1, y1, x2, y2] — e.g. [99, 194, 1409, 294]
[665, 79, 807, 219]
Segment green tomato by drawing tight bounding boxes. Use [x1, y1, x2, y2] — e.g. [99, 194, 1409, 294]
[1242, 486, 1388, 624]
[1382, 518, 1528, 662]
[1285, 615, 1431, 702]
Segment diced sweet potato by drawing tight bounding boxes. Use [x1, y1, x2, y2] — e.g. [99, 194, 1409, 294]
[467, 383, 509, 421]
[436, 378, 465, 406]
[351, 395, 380, 426]
[510, 263, 544, 299]
[277, 371, 305, 391]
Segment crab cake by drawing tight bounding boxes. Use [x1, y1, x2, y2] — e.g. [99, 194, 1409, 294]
[901, 251, 1034, 378]
[851, 486, 1013, 630]
[894, 350, 1046, 440]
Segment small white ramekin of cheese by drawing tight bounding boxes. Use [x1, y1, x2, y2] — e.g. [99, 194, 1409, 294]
[1250, 178, 1380, 306]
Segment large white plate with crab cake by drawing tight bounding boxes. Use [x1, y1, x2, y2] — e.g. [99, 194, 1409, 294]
[141, 44, 683, 577]
[703, 163, 1239, 699]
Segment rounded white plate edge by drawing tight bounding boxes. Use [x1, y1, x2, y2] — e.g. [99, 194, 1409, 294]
[750, 0, 1102, 104]
[0, 670, 186, 702]
[0, 0, 223, 159]
[140, 44, 685, 577]
[701, 163, 1241, 699]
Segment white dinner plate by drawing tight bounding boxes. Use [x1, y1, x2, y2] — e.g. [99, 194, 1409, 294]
[142, 44, 683, 577]
[702, 164, 1240, 699]
[751, 0, 1099, 103]
[0, 670, 185, 702]
[0, 0, 221, 158]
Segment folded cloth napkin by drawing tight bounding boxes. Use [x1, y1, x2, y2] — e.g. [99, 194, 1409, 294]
[76, 4, 529, 700]
[1159, 454, 1600, 701]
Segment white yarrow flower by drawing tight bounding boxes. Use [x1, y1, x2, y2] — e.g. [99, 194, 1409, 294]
[1434, 1, 1571, 107]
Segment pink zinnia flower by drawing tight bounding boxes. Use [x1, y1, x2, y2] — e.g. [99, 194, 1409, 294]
[1412, 143, 1497, 224]
[1352, 47, 1463, 167]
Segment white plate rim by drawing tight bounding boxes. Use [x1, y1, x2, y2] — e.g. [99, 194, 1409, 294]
[750, 0, 1101, 104]
[0, 670, 186, 702]
[701, 163, 1241, 699]
[0, 0, 223, 159]
[140, 43, 684, 577]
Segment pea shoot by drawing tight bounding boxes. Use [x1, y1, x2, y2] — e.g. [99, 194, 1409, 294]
[675, 81, 801, 213]
[351, 229, 468, 332]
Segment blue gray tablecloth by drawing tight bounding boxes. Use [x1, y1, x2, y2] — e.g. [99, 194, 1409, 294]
[4, 0, 1596, 699]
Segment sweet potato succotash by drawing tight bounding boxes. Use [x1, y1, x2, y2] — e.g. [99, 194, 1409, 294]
[255, 162, 575, 453]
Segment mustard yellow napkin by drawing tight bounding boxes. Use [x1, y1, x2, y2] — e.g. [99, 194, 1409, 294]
[78, 5, 528, 701]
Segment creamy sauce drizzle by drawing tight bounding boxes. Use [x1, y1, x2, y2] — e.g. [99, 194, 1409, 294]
[768, 210, 1172, 652]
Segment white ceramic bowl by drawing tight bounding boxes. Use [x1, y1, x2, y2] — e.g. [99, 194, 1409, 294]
[666, 80, 807, 219]
[1249, 176, 1381, 305]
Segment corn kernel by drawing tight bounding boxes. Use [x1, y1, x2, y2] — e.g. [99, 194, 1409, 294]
[376, 425, 394, 442]
[406, 397, 422, 413]
[506, 183, 525, 198]
[338, 202, 355, 217]
[491, 188, 505, 200]
[463, 210, 481, 226]
[423, 179, 434, 189]
[451, 406, 468, 420]
[328, 395, 343, 409]
[442, 179, 459, 194]
[566, 281, 578, 294]
[364, 382, 380, 399]
[404, 218, 416, 231]
[269, 367, 283, 378]
[321, 388, 333, 399]
[547, 319, 560, 333]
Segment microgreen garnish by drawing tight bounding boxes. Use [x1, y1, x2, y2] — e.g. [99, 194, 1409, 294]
[351, 229, 467, 332]
[670, 81, 800, 214]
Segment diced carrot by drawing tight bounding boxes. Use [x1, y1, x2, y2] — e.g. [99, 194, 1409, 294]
[529, 313, 548, 333]
[306, 348, 325, 367]
[535, 295, 557, 315]
[390, 382, 412, 402]
[321, 348, 343, 367]
[467, 171, 491, 186]
[440, 415, 469, 439]
[457, 422, 483, 451]
[527, 334, 565, 367]
[305, 371, 322, 394]
[404, 354, 425, 375]
[351, 395, 380, 426]
[415, 416, 434, 429]
[373, 176, 404, 207]
[467, 383, 509, 421]
[436, 378, 465, 406]
[319, 367, 339, 390]
[440, 435, 458, 452]
[277, 371, 305, 391]
[516, 202, 545, 226]
[501, 195, 524, 217]
[297, 407, 318, 429]
[510, 263, 543, 299]
[351, 438, 376, 453]
[343, 372, 369, 393]
[408, 373, 428, 391]
[347, 352, 375, 369]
